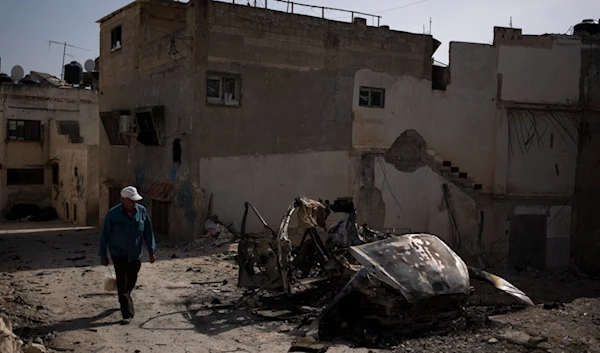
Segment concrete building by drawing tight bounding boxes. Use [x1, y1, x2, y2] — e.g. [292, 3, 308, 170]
[352, 26, 586, 270]
[97, 0, 594, 271]
[97, 0, 437, 238]
[0, 82, 100, 226]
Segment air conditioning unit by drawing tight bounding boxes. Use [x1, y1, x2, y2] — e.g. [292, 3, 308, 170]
[119, 115, 137, 135]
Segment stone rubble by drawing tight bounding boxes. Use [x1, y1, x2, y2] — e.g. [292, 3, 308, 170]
[0, 314, 23, 353]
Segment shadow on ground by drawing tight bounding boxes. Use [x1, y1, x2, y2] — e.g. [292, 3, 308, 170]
[15, 308, 121, 337]
[0, 225, 226, 272]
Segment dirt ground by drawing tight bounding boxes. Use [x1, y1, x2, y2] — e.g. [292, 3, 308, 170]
[1, 222, 600, 353]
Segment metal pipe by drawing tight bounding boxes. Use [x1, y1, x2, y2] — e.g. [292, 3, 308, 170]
[274, 0, 380, 22]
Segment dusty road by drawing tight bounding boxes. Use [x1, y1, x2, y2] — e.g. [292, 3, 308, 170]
[1, 222, 600, 353]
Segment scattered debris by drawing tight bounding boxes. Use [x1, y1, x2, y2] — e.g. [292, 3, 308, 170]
[237, 196, 534, 344]
[23, 343, 47, 353]
[289, 337, 330, 353]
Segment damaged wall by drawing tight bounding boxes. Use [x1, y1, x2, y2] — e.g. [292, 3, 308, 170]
[352, 42, 498, 193]
[98, 0, 199, 238]
[48, 120, 100, 226]
[99, 0, 437, 238]
[0, 84, 98, 218]
[357, 154, 478, 256]
[503, 109, 580, 196]
[194, 1, 436, 158]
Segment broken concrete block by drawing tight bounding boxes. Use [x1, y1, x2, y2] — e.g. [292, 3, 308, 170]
[23, 343, 48, 353]
[497, 331, 535, 348]
[528, 336, 548, 345]
[487, 315, 510, 328]
[536, 342, 552, 351]
[0, 315, 23, 353]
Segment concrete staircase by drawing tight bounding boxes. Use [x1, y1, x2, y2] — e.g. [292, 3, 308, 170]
[425, 149, 483, 197]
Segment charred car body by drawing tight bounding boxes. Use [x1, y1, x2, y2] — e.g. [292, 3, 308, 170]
[237, 197, 534, 339]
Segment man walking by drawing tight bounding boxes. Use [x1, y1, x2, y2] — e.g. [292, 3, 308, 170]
[98, 186, 157, 325]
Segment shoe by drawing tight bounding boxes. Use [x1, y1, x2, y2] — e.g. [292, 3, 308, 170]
[120, 318, 132, 325]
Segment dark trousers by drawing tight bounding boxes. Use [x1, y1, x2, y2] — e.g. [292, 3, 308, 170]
[112, 256, 141, 319]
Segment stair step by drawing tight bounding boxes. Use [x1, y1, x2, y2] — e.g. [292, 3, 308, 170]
[458, 172, 468, 179]
[474, 184, 483, 190]
[442, 161, 452, 167]
[450, 167, 459, 173]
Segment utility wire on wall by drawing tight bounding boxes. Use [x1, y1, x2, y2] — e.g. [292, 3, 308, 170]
[546, 156, 600, 226]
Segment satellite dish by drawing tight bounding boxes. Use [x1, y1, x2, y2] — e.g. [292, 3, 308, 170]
[84, 59, 96, 72]
[11, 65, 24, 81]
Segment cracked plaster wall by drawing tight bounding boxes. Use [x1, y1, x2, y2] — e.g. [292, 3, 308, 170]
[352, 42, 499, 193]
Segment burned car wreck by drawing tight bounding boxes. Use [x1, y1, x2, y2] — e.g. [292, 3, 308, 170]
[237, 197, 534, 341]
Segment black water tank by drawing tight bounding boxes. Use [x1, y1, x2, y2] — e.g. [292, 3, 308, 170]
[64, 61, 83, 84]
[574, 19, 599, 36]
[0, 73, 13, 84]
[19, 75, 40, 85]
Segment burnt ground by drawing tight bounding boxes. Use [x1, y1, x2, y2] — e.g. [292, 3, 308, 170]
[0, 223, 599, 353]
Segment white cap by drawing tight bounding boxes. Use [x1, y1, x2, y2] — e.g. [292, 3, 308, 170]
[121, 186, 143, 201]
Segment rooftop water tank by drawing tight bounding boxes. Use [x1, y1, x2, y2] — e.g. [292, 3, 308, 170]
[64, 61, 83, 85]
[574, 19, 599, 36]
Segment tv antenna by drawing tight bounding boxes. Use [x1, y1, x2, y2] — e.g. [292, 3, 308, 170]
[48, 40, 90, 80]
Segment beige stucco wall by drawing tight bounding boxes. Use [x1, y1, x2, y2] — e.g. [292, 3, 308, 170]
[48, 120, 100, 226]
[504, 110, 580, 196]
[198, 149, 481, 256]
[198, 151, 356, 232]
[370, 157, 478, 252]
[352, 42, 498, 193]
[0, 84, 98, 221]
[498, 37, 582, 105]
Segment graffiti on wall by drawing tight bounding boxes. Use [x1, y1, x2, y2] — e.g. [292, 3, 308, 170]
[175, 179, 195, 228]
[134, 163, 199, 231]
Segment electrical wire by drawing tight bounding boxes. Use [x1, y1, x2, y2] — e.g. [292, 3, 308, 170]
[547, 156, 600, 226]
[378, 158, 403, 210]
[372, 0, 431, 14]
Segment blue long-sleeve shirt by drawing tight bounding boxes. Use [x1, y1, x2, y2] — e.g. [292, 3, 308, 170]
[98, 203, 156, 263]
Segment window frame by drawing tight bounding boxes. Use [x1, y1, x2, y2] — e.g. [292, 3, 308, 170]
[358, 86, 386, 109]
[206, 72, 242, 107]
[111, 25, 123, 52]
[7, 119, 42, 141]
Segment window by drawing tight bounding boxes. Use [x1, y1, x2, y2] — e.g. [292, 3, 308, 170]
[100, 111, 130, 146]
[206, 73, 241, 106]
[111, 25, 122, 51]
[7, 169, 44, 185]
[152, 200, 170, 235]
[359, 87, 385, 108]
[7, 120, 41, 141]
[52, 163, 59, 185]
